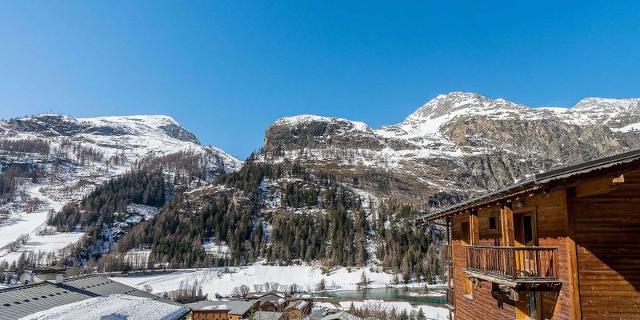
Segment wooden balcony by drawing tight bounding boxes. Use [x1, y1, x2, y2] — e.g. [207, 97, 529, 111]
[445, 287, 455, 309]
[464, 245, 561, 290]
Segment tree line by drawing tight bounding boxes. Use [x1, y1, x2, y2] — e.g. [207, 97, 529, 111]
[112, 159, 443, 280]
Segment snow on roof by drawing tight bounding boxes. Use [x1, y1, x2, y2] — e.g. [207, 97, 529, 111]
[0, 275, 178, 320]
[19, 294, 188, 320]
[254, 311, 283, 320]
[187, 300, 255, 315]
[202, 304, 230, 311]
[321, 311, 362, 320]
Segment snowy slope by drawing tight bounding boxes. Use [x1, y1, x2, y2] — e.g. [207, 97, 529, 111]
[0, 114, 241, 263]
[3, 114, 241, 170]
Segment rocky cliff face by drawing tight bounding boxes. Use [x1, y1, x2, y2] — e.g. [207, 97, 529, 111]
[263, 92, 640, 205]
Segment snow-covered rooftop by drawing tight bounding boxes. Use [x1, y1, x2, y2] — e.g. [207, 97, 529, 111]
[20, 294, 188, 320]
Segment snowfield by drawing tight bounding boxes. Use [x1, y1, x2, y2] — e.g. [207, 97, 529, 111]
[0, 183, 69, 256]
[111, 263, 394, 296]
[111, 263, 450, 319]
[0, 232, 84, 264]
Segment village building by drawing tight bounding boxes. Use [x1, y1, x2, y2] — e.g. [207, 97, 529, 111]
[189, 304, 230, 320]
[283, 299, 310, 319]
[0, 275, 188, 320]
[254, 311, 284, 320]
[417, 149, 640, 319]
[123, 247, 152, 269]
[319, 311, 361, 320]
[186, 300, 256, 320]
[19, 267, 65, 285]
[253, 291, 287, 312]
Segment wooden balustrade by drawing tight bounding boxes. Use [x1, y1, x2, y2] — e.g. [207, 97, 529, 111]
[465, 245, 558, 281]
[445, 287, 455, 306]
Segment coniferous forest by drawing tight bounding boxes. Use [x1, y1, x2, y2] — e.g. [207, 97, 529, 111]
[49, 157, 443, 281]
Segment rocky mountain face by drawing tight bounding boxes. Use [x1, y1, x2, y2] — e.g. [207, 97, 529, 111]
[263, 92, 640, 206]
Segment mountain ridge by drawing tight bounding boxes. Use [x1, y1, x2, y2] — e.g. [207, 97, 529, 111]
[264, 92, 640, 205]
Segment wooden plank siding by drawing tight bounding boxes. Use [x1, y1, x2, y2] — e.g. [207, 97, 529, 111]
[451, 189, 575, 320]
[449, 169, 640, 319]
[571, 171, 640, 320]
[521, 189, 574, 320]
[453, 212, 516, 320]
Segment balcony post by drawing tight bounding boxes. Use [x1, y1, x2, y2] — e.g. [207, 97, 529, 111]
[511, 247, 517, 280]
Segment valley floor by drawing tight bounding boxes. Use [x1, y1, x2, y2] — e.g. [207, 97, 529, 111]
[111, 263, 396, 295]
[110, 263, 450, 319]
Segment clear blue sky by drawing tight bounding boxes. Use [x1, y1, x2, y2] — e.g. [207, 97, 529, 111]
[1, 1, 639, 158]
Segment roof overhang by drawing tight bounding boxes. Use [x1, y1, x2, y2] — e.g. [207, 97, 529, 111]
[417, 148, 640, 224]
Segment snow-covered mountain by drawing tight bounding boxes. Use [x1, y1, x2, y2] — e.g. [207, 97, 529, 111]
[1, 114, 240, 169]
[264, 92, 640, 204]
[0, 114, 241, 264]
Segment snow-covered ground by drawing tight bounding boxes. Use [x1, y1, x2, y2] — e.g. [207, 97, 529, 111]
[0, 232, 84, 264]
[339, 300, 449, 320]
[111, 263, 394, 296]
[111, 264, 449, 319]
[20, 294, 188, 320]
[0, 183, 69, 256]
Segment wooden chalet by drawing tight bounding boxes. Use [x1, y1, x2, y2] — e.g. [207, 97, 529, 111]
[283, 299, 311, 320]
[186, 300, 256, 320]
[417, 149, 640, 320]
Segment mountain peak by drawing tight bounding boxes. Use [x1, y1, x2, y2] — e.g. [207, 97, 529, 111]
[407, 92, 523, 121]
[574, 97, 640, 111]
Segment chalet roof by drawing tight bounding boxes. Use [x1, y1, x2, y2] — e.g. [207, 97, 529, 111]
[62, 275, 175, 302]
[417, 148, 640, 222]
[0, 275, 179, 320]
[291, 292, 313, 300]
[285, 299, 308, 311]
[20, 294, 189, 320]
[256, 292, 287, 304]
[186, 300, 255, 315]
[321, 311, 362, 320]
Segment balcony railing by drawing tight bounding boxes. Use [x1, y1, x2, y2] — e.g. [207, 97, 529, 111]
[465, 245, 558, 283]
[445, 287, 455, 307]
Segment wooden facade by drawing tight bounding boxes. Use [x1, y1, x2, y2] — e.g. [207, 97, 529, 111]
[190, 309, 229, 320]
[421, 151, 640, 320]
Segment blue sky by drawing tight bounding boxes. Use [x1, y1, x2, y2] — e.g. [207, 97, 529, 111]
[1, 1, 639, 158]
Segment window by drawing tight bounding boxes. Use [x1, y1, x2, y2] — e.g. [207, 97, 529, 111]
[461, 222, 471, 245]
[489, 216, 497, 230]
[523, 215, 533, 244]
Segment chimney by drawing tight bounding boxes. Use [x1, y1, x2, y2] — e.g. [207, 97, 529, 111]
[55, 273, 64, 284]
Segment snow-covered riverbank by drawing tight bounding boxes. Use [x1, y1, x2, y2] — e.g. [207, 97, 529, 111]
[111, 263, 397, 296]
[110, 263, 450, 319]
